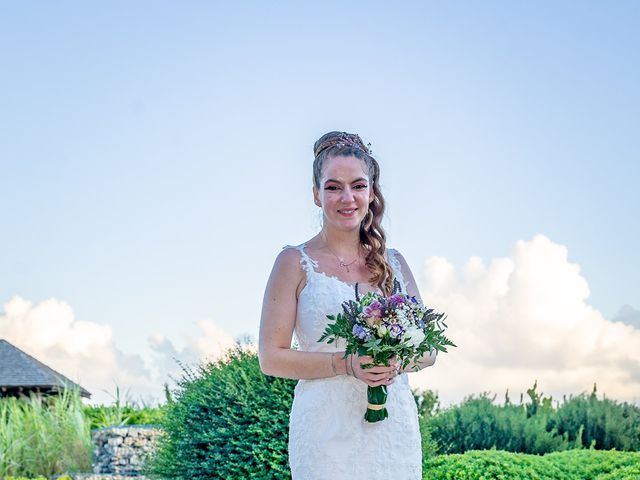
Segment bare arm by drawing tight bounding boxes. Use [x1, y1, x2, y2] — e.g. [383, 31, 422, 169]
[394, 250, 438, 372]
[258, 248, 344, 379]
[258, 248, 397, 386]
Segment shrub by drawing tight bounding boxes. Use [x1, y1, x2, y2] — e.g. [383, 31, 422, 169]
[414, 388, 443, 469]
[423, 449, 640, 480]
[552, 386, 640, 451]
[147, 346, 297, 479]
[427, 382, 640, 455]
[429, 392, 570, 455]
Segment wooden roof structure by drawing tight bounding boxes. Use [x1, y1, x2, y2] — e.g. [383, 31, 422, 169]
[0, 338, 91, 398]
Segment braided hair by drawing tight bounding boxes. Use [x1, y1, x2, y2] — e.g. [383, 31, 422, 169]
[312, 131, 394, 296]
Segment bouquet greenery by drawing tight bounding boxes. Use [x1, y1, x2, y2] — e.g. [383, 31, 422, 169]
[319, 279, 455, 422]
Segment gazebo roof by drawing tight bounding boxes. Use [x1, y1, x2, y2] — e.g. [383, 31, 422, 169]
[0, 338, 91, 398]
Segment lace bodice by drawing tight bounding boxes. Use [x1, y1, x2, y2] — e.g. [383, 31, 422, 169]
[284, 243, 409, 353]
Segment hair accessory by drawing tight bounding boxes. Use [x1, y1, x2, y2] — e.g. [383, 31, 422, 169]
[315, 132, 373, 158]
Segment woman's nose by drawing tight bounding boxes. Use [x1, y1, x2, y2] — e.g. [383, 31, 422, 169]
[340, 187, 355, 202]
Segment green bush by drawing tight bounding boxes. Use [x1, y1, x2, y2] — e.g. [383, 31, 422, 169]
[429, 393, 570, 455]
[428, 382, 640, 455]
[147, 346, 297, 479]
[423, 449, 640, 480]
[415, 388, 444, 470]
[552, 387, 640, 451]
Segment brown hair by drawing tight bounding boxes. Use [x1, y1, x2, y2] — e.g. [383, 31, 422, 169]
[312, 131, 394, 296]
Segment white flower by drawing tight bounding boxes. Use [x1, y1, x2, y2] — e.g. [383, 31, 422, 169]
[405, 326, 425, 348]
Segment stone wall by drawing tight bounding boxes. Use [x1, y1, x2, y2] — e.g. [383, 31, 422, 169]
[90, 425, 163, 476]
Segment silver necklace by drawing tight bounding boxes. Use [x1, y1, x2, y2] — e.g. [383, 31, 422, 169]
[322, 234, 360, 273]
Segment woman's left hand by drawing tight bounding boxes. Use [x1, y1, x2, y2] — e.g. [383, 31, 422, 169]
[349, 354, 399, 386]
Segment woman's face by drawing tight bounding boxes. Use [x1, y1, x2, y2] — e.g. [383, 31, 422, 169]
[313, 155, 374, 232]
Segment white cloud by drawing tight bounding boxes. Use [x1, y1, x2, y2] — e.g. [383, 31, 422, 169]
[0, 296, 159, 404]
[6, 234, 636, 410]
[0, 296, 238, 405]
[148, 319, 236, 381]
[409, 234, 640, 408]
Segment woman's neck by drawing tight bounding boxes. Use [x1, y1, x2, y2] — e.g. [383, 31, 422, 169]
[319, 227, 361, 258]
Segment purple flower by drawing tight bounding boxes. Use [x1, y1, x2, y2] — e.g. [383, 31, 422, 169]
[364, 301, 383, 319]
[388, 294, 406, 306]
[352, 324, 369, 340]
[389, 324, 404, 338]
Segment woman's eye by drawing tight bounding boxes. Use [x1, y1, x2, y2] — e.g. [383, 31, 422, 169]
[325, 186, 339, 191]
[355, 184, 367, 190]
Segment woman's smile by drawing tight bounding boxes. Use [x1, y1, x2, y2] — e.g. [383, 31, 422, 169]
[338, 208, 357, 217]
[313, 155, 373, 231]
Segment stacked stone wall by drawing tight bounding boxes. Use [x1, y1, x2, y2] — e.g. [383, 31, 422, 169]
[89, 425, 162, 477]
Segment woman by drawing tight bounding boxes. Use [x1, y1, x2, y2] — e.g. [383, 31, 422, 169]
[259, 131, 437, 479]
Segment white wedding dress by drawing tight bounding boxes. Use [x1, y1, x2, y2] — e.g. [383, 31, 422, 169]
[285, 244, 422, 480]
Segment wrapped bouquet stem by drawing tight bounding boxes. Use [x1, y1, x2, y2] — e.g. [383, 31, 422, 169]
[319, 280, 456, 423]
[366, 376, 389, 422]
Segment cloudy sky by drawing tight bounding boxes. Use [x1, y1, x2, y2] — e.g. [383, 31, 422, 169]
[1, 1, 638, 406]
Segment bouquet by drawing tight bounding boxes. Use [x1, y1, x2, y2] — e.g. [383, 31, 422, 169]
[318, 279, 455, 422]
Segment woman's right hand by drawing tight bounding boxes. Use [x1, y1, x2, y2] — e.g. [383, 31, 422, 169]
[348, 354, 398, 387]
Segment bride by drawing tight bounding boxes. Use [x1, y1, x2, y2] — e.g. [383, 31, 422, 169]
[259, 131, 437, 479]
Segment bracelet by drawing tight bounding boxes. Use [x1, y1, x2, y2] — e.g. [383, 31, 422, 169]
[330, 353, 337, 375]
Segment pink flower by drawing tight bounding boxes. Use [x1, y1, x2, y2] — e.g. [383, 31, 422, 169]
[364, 301, 384, 327]
[388, 294, 406, 306]
[364, 301, 383, 319]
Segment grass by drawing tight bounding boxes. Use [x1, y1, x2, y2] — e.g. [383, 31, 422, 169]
[0, 389, 91, 478]
[0, 386, 165, 478]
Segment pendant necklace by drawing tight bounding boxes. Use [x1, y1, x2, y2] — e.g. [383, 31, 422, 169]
[322, 233, 360, 273]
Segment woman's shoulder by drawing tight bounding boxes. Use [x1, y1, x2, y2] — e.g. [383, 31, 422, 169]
[274, 240, 314, 270]
[266, 245, 306, 293]
[387, 247, 407, 268]
[275, 244, 304, 267]
[385, 246, 412, 274]
[385, 245, 403, 261]
[385, 245, 399, 255]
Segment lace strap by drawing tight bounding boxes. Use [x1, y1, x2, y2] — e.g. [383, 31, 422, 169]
[387, 248, 408, 293]
[282, 244, 317, 275]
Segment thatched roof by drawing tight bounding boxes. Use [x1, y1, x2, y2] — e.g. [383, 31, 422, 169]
[0, 338, 91, 398]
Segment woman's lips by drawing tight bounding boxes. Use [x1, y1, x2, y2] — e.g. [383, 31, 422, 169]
[338, 208, 357, 217]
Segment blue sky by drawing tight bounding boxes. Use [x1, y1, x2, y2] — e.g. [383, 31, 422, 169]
[1, 1, 639, 405]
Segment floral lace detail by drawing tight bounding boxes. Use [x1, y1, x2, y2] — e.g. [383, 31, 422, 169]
[387, 247, 409, 293]
[282, 244, 422, 480]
